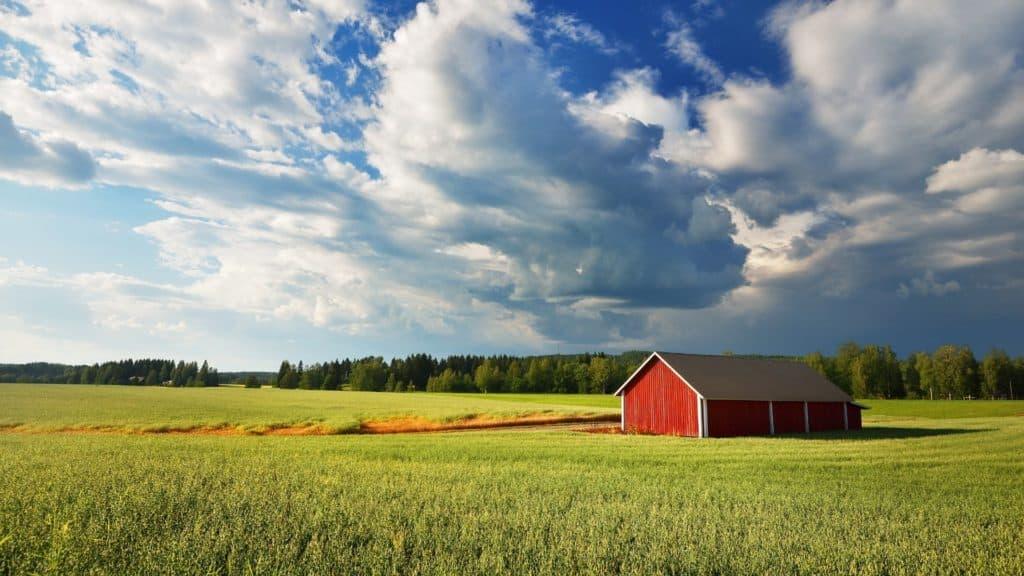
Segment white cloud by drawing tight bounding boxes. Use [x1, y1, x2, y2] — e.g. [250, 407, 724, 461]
[3, 0, 1024, 359]
[927, 148, 1024, 194]
[0, 258, 58, 287]
[0, 111, 95, 185]
[574, 68, 708, 165]
[685, 0, 1024, 320]
[664, 15, 724, 85]
[926, 148, 1024, 214]
[0, 0, 365, 180]
[363, 0, 745, 319]
[437, 242, 511, 273]
[543, 13, 618, 55]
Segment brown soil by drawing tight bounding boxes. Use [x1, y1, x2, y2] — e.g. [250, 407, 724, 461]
[0, 413, 619, 437]
[359, 413, 618, 434]
[576, 425, 623, 434]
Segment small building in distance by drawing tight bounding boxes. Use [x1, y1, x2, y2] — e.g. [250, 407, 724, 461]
[613, 352, 865, 437]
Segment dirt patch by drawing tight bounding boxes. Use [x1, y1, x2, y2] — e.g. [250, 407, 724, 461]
[359, 413, 618, 434]
[576, 425, 623, 434]
[0, 413, 619, 436]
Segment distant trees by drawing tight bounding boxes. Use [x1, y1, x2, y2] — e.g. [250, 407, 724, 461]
[0, 359, 219, 386]
[265, 345, 1022, 398]
[473, 359, 503, 393]
[426, 368, 474, 392]
[850, 345, 902, 399]
[981, 349, 1013, 399]
[800, 343, 1023, 400]
[931, 345, 979, 400]
[276, 361, 298, 389]
[270, 352, 635, 394]
[262, 345, 1018, 398]
[7, 345, 1020, 400]
[349, 357, 387, 391]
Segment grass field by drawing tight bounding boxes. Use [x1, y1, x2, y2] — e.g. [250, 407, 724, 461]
[0, 385, 615, 433]
[857, 399, 1024, 419]
[1, 386, 1023, 575]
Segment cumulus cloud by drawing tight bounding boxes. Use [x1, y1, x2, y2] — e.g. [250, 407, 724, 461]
[690, 0, 1024, 297]
[3, 0, 1024, 359]
[575, 68, 709, 165]
[364, 0, 746, 318]
[926, 148, 1024, 214]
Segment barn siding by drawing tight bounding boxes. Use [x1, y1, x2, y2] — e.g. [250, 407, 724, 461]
[622, 358, 699, 436]
[771, 401, 806, 434]
[808, 402, 845, 432]
[706, 400, 771, 437]
[847, 404, 862, 430]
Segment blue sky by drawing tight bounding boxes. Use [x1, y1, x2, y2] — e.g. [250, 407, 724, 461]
[1, 0, 1023, 369]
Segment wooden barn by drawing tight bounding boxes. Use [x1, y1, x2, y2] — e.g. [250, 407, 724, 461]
[613, 352, 865, 437]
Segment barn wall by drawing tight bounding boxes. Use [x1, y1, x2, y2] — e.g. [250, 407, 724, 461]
[622, 358, 699, 436]
[771, 401, 806, 434]
[847, 404, 862, 430]
[808, 402, 845, 432]
[706, 400, 771, 437]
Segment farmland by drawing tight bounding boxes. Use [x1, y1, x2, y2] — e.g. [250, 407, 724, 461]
[1, 386, 1023, 575]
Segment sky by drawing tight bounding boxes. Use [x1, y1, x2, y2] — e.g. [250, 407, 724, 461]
[1, 0, 1023, 369]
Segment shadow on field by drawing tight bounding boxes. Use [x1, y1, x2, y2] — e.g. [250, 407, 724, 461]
[788, 426, 991, 440]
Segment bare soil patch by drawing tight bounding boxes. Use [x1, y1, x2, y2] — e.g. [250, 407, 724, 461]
[358, 413, 618, 434]
[0, 413, 618, 436]
[576, 425, 623, 434]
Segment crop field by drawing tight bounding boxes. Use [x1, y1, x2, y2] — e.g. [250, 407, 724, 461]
[1, 387, 1023, 575]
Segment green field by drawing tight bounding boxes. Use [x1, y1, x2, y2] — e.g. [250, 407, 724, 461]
[1, 386, 1023, 575]
[857, 399, 1024, 419]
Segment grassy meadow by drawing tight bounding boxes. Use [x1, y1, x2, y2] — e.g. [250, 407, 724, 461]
[0, 384, 615, 433]
[1, 385, 1023, 575]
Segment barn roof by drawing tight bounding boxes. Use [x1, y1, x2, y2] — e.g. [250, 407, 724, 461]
[614, 352, 859, 404]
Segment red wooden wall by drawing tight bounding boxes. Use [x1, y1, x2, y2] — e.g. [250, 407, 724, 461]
[622, 358, 699, 436]
[706, 400, 771, 437]
[771, 401, 806, 434]
[807, 402, 845, 432]
[847, 404, 862, 430]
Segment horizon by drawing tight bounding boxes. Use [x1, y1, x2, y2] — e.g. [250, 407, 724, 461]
[3, 0, 1024, 368]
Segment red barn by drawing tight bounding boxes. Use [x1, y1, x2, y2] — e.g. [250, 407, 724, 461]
[613, 352, 865, 437]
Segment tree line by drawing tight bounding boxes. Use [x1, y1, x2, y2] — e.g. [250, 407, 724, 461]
[804, 343, 1023, 399]
[3, 344, 1022, 399]
[272, 352, 649, 394]
[0, 359, 220, 387]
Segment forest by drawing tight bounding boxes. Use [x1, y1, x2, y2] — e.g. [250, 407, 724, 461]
[271, 343, 1023, 399]
[2, 343, 1022, 399]
[0, 359, 220, 387]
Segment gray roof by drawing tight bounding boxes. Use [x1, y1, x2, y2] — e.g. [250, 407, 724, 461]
[616, 352, 855, 403]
